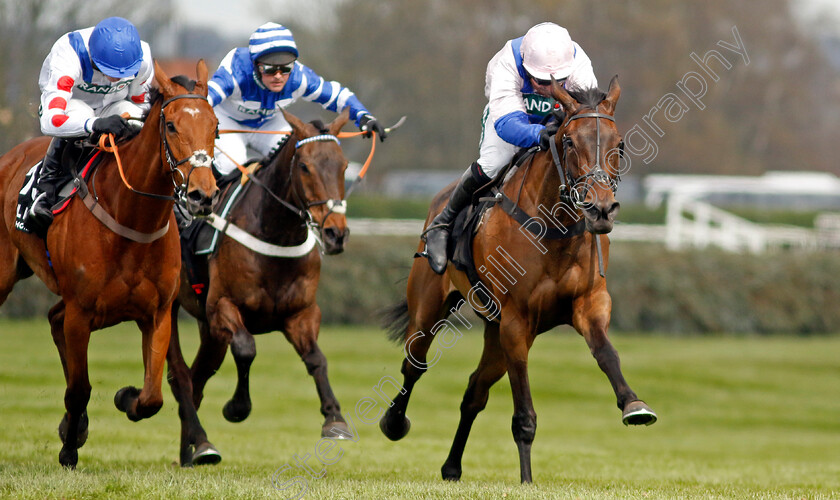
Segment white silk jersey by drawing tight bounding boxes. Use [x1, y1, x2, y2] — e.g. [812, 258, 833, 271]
[484, 36, 597, 148]
[38, 27, 153, 137]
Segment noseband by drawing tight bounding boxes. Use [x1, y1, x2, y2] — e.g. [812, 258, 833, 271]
[550, 111, 622, 207]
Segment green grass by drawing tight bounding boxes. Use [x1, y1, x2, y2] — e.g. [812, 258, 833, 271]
[1, 319, 839, 499]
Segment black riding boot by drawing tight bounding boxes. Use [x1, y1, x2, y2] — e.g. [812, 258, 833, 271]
[26, 137, 68, 232]
[424, 163, 488, 274]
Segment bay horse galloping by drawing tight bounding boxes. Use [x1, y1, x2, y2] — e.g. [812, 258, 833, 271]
[380, 77, 657, 483]
[0, 60, 219, 468]
[167, 109, 352, 466]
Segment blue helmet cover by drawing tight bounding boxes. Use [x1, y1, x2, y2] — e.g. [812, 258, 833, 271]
[89, 17, 142, 78]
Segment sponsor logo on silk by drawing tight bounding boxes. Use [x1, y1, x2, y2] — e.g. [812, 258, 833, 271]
[77, 81, 130, 94]
[523, 94, 556, 117]
[237, 105, 276, 117]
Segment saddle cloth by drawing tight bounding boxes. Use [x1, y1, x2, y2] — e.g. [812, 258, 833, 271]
[15, 145, 102, 235]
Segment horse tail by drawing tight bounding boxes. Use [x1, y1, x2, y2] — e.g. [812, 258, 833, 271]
[381, 298, 410, 344]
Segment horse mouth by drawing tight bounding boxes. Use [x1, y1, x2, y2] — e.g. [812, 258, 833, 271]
[583, 201, 619, 234]
[322, 227, 349, 255]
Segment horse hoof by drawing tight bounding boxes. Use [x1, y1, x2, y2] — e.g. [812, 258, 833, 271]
[322, 420, 352, 439]
[114, 386, 141, 414]
[58, 412, 89, 448]
[191, 442, 222, 466]
[441, 463, 462, 481]
[622, 400, 658, 426]
[379, 413, 411, 441]
[58, 446, 78, 469]
[222, 399, 251, 423]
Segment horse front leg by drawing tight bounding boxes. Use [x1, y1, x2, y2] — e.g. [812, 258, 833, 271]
[166, 300, 221, 466]
[201, 296, 255, 423]
[282, 305, 348, 438]
[573, 292, 657, 426]
[114, 309, 171, 421]
[49, 301, 90, 450]
[500, 317, 538, 484]
[441, 321, 506, 481]
[191, 301, 233, 409]
[56, 303, 93, 468]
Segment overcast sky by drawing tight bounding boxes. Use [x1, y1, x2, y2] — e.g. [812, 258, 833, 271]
[174, 0, 840, 39]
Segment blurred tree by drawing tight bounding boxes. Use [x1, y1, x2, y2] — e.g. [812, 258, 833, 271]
[0, 0, 173, 154]
[272, 0, 840, 181]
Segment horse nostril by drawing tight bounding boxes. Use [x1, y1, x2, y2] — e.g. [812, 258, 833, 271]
[608, 201, 620, 218]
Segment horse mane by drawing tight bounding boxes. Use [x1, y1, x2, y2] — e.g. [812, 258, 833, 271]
[566, 85, 607, 110]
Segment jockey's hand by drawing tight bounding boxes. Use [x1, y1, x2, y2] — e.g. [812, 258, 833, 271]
[359, 114, 387, 142]
[92, 115, 131, 139]
[539, 122, 560, 150]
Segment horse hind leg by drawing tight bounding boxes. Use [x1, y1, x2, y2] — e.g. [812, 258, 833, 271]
[166, 300, 221, 466]
[380, 263, 456, 442]
[441, 321, 506, 481]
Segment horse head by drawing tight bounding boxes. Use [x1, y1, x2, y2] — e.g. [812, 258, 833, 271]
[152, 60, 220, 216]
[551, 76, 623, 234]
[282, 108, 351, 255]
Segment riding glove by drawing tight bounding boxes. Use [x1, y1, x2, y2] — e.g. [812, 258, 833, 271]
[92, 115, 131, 139]
[539, 122, 560, 150]
[359, 114, 387, 142]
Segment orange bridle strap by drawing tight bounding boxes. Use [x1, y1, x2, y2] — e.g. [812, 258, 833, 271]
[98, 133, 135, 191]
[217, 129, 378, 182]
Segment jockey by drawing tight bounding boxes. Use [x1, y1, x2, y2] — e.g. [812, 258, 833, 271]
[423, 22, 598, 274]
[27, 17, 153, 231]
[208, 22, 387, 178]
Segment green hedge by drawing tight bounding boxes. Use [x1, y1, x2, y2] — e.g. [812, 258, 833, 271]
[4, 236, 838, 334]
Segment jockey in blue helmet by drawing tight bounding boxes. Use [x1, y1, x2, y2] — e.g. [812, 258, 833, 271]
[207, 22, 387, 178]
[27, 17, 153, 232]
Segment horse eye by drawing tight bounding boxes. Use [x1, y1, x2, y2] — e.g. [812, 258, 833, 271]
[166, 121, 177, 134]
[299, 162, 310, 173]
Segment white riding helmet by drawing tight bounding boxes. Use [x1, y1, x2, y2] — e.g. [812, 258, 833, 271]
[521, 22, 575, 81]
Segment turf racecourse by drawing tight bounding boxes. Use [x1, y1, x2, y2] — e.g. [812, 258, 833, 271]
[0, 319, 838, 499]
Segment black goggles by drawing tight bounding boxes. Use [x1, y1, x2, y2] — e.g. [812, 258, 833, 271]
[258, 63, 293, 76]
[530, 74, 567, 88]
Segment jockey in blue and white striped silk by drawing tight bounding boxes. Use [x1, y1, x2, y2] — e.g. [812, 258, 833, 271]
[26, 16, 153, 232]
[207, 22, 387, 177]
[423, 22, 598, 275]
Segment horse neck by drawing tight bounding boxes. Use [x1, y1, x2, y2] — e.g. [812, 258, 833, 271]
[246, 133, 309, 243]
[511, 151, 582, 231]
[96, 100, 173, 232]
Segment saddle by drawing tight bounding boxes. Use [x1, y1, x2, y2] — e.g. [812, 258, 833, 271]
[448, 147, 537, 293]
[15, 141, 103, 236]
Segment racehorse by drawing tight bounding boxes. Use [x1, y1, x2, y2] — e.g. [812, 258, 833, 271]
[166, 109, 353, 466]
[379, 77, 657, 483]
[0, 60, 219, 468]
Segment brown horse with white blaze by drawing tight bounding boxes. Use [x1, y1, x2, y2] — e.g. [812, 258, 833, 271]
[380, 76, 657, 483]
[0, 60, 219, 468]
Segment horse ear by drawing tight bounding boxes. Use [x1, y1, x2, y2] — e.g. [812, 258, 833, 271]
[329, 108, 350, 136]
[154, 60, 176, 97]
[550, 77, 577, 114]
[282, 109, 308, 137]
[601, 75, 621, 115]
[194, 59, 209, 97]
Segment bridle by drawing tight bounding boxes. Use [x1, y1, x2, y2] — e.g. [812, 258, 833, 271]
[249, 133, 347, 236]
[549, 109, 623, 208]
[156, 93, 215, 205]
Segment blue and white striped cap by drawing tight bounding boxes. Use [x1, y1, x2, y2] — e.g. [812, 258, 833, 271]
[249, 23, 299, 64]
